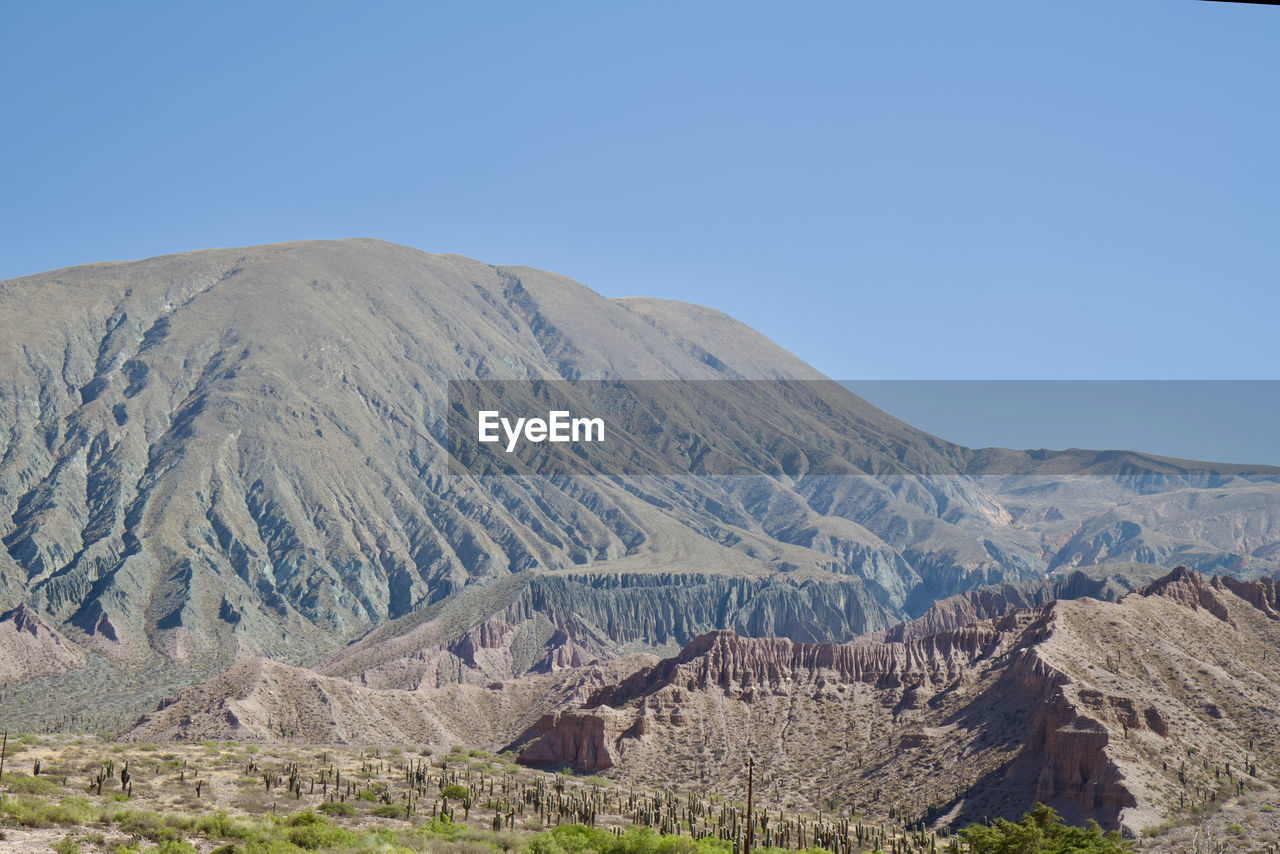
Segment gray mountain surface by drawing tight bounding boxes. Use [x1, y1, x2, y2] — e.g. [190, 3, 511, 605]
[0, 239, 1277, 728]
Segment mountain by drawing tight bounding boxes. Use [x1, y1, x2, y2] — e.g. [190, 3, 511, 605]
[0, 239, 1278, 728]
[511, 568, 1280, 836]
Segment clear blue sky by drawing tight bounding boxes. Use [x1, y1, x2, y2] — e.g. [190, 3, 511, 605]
[2, 1, 1276, 386]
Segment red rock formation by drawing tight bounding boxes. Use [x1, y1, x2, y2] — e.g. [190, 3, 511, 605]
[515, 566, 1280, 835]
[1137, 566, 1231, 622]
[518, 708, 633, 770]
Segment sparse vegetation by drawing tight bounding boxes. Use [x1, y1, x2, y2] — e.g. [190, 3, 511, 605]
[3, 730, 1279, 854]
[0, 737, 964, 854]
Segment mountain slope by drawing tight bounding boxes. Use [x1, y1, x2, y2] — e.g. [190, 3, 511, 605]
[0, 239, 1278, 727]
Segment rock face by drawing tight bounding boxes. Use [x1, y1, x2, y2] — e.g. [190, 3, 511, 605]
[318, 571, 898, 695]
[0, 603, 85, 683]
[1, 239, 1279, 726]
[876, 563, 1165, 643]
[512, 568, 1280, 836]
[125, 648, 654, 749]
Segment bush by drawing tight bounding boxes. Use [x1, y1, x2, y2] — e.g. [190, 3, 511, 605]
[195, 810, 262, 842]
[316, 801, 355, 817]
[526, 824, 727, 854]
[279, 811, 358, 850]
[153, 842, 198, 854]
[419, 814, 463, 840]
[442, 784, 470, 800]
[117, 810, 183, 843]
[286, 822, 357, 850]
[372, 803, 406, 818]
[0, 795, 97, 827]
[7, 773, 61, 795]
[52, 838, 82, 854]
[963, 804, 1133, 853]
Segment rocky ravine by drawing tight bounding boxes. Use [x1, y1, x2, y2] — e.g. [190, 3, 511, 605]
[512, 568, 1280, 836]
[2, 239, 1279, 727]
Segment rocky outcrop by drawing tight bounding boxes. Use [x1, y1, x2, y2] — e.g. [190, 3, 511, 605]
[518, 708, 633, 771]
[124, 652, 637, 748]
[585, 625, 1005, 709]
[316, 570, 896, 695]
[508, 571, 894, 651]
[879, 565, 1163, 643]
[0, 603, 86, 683]
[1137, 565, 1233, 622]
[512, 568, 1280, 836]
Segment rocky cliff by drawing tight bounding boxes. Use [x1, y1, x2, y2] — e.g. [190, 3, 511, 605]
[513, 568, 1280, 835]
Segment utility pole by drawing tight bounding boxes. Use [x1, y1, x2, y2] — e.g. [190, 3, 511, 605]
[745, 756, 754, 854]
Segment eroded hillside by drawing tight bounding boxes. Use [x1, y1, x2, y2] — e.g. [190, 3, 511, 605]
[1, 239, 1278, 727]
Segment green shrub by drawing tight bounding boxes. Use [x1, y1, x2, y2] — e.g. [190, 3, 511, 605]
[0, 795, 97, 827]
[7, 773, 61, 795]
[286, 821, 357, 850]
[372, 803, 406, 818]
[117, 810, 182, 843]
[7, 773, 60, 793]
[441, 784, 470, 800]
[153, 842, 198, 854]
[195, 810, 263, 841]
[316, 801, 355, 817]
[419, 814, 463, 840]
[52, 838, 82, 854]
[963, 804, 1133, 853]
[529, 824, 617, 854]
[248, 842, 305, 854]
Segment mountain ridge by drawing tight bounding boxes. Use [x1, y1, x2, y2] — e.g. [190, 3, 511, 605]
[1, 238, 1278, 729]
